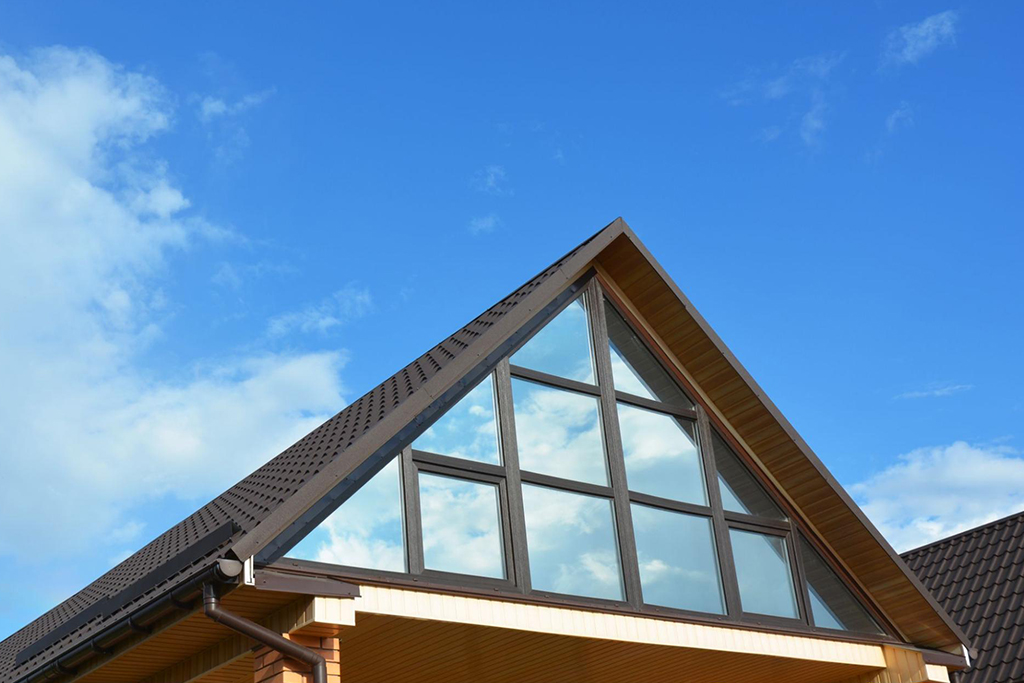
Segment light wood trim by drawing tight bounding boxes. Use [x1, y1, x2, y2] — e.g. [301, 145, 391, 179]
[138, 633, 249, 683]
[838, 647, 950, 683]
[331, 585, 886, 668]
[136, 596, 354, 683]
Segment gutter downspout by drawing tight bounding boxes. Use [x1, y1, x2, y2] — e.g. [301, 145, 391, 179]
[202, 583, 326, 683]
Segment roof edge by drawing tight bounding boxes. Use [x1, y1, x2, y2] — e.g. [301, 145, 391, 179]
[609, 225, 971, 651]
[227, 218, 629, 563]
[901, 509, 1024, 558]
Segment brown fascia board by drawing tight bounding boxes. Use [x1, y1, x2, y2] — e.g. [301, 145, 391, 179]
[227, 218, 629, 563]
[595, 226, 970, 652]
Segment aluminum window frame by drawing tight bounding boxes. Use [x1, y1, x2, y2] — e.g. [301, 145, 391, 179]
[277, 272, 900, 642]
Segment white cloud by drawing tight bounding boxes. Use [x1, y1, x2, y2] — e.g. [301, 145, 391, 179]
[800, 93, 827, 147]
[0, 47, 349, 562]
[267, 285, 372, 337]
[764, 53, 844, 101]
[471, 164, 513, 195]
[195, 88, 274, 165]
[886, 101, 915, 133]
[849, 441, 1024, 551]
[758, 126, 782, 143]
[894, 383, 972, 399]
[197, 88, 275, 123]
[722, 53, 841, 147]
[884, 10, 959, 66]
[468, 213, 501, 235]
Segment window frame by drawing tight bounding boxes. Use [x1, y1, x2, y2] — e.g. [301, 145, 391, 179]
[277, 273, 900, 643]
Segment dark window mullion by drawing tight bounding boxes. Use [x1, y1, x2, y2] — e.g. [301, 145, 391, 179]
[400, 446, 425, 574]
[519, 470, 615, 498]
[723, 510, 791, 531]
[410, 449, 506, 479]
[495, 359, 531, 592]
[508, 364, 602, 397]
[790, 526, 815, 626]
[696, 404, 743, 617]
[589, 279, 643, 609]
[613, 391, 698, 419]
[627, 491, 713, 517]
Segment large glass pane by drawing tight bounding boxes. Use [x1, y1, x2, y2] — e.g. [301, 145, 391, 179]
[604, 300, 692, 407]
[419, 473, 504, 579]
[286, 457, 405, 572]
[800, 536, 883, 633]
[618, 403, 706, 504]
[512, 378, 608, 485]
[730, 529, 799, 618]
[632, 504, 724, 614]
[412, 374, 501, 465]
[713, 432, 785, 519]
[511, 298, 595, 383]
[522, 484, 624, 601]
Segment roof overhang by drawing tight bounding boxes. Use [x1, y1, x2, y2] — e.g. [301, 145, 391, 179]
[69, 582, 957, 683]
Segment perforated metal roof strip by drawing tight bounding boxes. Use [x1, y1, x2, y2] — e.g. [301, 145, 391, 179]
[0, 219, 617, 683]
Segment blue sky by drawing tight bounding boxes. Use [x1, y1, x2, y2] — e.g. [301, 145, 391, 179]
[0, 1, 1021, 640]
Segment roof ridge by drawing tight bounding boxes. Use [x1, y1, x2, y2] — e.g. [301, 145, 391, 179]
[902, 510, 1024, 558]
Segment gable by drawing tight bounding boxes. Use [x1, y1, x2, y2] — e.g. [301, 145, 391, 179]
[1, 219, 967, 683]
[279, 272, 891, 640]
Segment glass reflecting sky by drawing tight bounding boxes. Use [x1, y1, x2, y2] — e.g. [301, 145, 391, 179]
[412, 374, 501, 464]
[801, 538, 881, 633]
[618, 403, 706, 504]
[522, 484, 623, 601]
[419, 472, 505, 578]
[730, 529, 799, 618]
[511, 298, 595, 383]
[632, 504, 724, 613]
[714, 433, 785, 519]
[512, 378, 608, 485]
[609, 343, 656, 399]
[285, 457, 405, 572]
[605, 301, 691, 407]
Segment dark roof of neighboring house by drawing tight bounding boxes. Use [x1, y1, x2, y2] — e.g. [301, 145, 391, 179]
[0, 225, 607, 683]
[903, 512, 1024, 683]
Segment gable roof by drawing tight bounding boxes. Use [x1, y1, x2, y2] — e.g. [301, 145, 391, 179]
[0, 219, 967, 683]
[903, 512, 1024, 683]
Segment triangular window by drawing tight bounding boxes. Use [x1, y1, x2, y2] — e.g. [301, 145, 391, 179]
[510, 298, 595, 384]
[711, 431, 786, 520]
[278, 279, 887, 640]
[286, 457, 405, 572]
[799, 535, 883, 634]
[412, 374, 501, 465]
[604, 300, 691, 408]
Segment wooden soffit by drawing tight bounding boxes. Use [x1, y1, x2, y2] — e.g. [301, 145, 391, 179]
[589, 225, 967, 652]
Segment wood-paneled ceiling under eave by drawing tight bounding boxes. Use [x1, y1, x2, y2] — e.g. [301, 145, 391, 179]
[338, 613, 876, 683]
[592, 226, 967, 652]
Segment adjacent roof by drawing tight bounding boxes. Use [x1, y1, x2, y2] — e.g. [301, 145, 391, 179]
[0, 219, 968, 683]
[903, 512, 1024, 683]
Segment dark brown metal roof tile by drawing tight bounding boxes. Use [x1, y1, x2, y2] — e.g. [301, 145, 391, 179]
[905, 511, 1024, 683]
